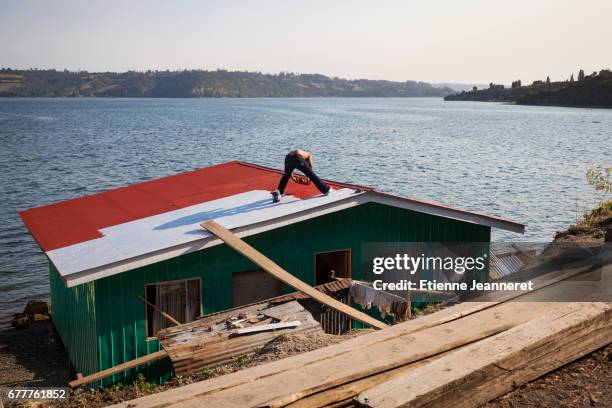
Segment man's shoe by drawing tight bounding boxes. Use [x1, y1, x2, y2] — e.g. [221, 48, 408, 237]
[271, 190, 280, 203]
[325, 187, 335, 196]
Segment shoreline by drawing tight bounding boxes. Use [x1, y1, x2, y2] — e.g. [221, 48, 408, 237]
[446, 99, 612, 109]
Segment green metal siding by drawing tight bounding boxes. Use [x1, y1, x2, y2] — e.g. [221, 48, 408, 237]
[51, 202, 491, 386]
[49, 265, 98, 377]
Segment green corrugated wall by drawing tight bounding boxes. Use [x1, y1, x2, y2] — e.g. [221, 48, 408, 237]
[49, 265, 98, 377]
[50, 202, 491, 386]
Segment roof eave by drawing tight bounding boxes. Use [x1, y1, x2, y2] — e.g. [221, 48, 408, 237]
[366, 190, 525, 234]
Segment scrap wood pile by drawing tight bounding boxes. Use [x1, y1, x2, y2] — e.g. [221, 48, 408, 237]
[68, 300, 325, 389]
[158, 300, 323, 375]
[111, 247, 611, 408]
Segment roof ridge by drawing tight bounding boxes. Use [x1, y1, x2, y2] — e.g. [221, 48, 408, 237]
[236, 160, 374, 191]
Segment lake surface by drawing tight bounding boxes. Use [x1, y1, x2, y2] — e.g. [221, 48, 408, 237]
[1, 97, 610, 327]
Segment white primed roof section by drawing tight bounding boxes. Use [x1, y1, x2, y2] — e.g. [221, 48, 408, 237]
[51, 188, 525, 287]
[51, 188, 362, 286]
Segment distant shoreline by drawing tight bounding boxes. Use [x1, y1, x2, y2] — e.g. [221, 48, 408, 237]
[445, 69, 612, 109]
[0, 95, 447, 99]
[445, 100, 612, 109]
[0, 69, 455, 98]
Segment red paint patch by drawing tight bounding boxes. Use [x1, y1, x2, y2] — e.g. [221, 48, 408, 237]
[19, 161, 370, 252]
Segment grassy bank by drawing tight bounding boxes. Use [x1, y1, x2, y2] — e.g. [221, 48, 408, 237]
[554, 200, 612, 242]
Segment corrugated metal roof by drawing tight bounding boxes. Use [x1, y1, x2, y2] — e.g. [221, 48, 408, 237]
[490, 252, 525, 279]
[489, 244, 540, 280]
[18, 161, 526, 286]
[46, 188, 361, 280]
[19, 161, 368, 252]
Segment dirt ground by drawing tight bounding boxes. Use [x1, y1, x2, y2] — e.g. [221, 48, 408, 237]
[0, 322, 73, 390]
[485, 344, 612, 408]
[0, 327, 371, 408]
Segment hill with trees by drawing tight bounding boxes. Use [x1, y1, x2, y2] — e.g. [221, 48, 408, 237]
[444, 69, 612, 108]
[0, 69, 454, 98]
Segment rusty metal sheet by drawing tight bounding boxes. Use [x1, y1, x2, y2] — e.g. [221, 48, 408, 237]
[157, 301, 322, 376]
[268, 278, 353, 303]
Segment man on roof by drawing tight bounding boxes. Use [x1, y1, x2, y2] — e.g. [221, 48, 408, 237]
[271, 149, 334, 203]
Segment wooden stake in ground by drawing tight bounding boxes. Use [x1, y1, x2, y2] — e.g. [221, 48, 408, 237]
[201, 220, 388, 330]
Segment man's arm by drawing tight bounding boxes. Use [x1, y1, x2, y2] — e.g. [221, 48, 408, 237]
[306, 153, 314, 168]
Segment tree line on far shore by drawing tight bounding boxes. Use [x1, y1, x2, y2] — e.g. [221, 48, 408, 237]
[445, 69, 612, 107]
[0, 68, 454, 98]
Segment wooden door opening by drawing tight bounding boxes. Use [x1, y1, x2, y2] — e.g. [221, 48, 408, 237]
[315, 249, 352, 286]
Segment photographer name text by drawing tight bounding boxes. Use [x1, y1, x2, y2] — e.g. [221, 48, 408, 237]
[372, 279, 534, 291]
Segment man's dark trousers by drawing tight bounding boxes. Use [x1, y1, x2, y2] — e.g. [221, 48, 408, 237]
[277, 153, 330, 195]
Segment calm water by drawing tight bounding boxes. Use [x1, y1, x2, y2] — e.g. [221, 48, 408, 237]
[1, 97, 610, 327]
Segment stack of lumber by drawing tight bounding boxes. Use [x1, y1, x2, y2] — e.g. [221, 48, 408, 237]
[111, 252, 610, 408]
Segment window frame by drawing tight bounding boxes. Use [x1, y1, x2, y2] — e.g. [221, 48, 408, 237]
[144, 277, 202, 340]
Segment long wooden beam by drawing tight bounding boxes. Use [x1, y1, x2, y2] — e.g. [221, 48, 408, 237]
[201, 220, 388, 330]
[68, 350, 168, 389]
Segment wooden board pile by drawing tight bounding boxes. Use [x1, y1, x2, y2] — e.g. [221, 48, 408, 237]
[111, 256, 611, 408]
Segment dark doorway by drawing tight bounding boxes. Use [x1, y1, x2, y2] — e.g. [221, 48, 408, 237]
[315, 249, 352, 286]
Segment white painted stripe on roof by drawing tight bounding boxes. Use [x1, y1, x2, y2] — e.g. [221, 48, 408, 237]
[48, 188, 359, 279]
[53, 189, 525, 288]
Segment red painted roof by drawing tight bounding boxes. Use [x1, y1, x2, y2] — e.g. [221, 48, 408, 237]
[20, 161, 370, 252]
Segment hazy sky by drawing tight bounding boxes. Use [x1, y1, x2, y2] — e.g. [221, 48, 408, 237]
[2, 0, 611, 84]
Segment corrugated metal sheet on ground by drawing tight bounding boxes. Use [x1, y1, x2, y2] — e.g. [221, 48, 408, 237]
[489, 243, 540, 280]
[490, 253, 526, 279]
[157, 301, 322, 376]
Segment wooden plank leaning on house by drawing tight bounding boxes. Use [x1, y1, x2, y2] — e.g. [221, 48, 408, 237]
[201, 219, 388, 330]
[137, 295, 181, 326]
[107, 262, 599, 408]
[68, 350, 168, 389]
[356, 302, 612, 408]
